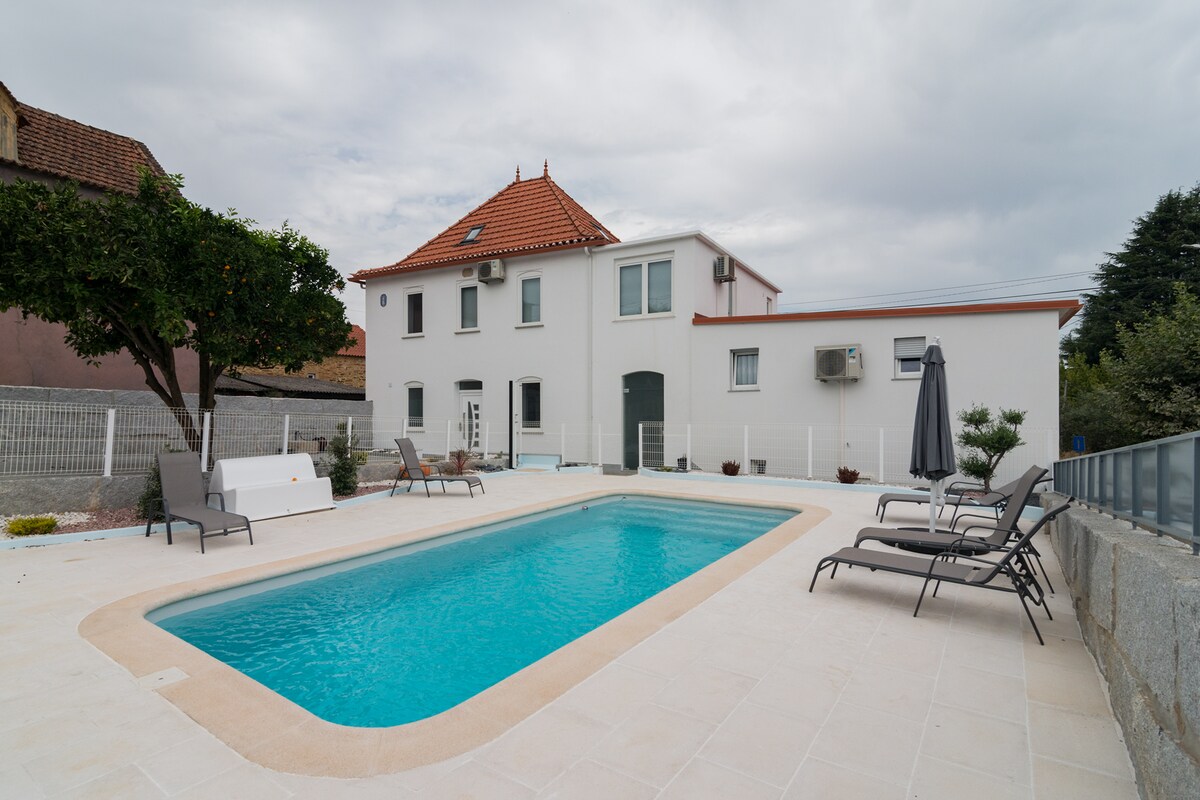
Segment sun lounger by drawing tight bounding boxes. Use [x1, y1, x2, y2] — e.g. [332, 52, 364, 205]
[810, 499, 1071, 644]
[874, 465, 1047, 523]
[145, 452, 254, 554]
[391, 438, 484, 497]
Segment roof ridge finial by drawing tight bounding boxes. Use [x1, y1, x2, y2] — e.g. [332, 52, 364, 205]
[515, 164, 521, 182]
[543, 159, 549, 178]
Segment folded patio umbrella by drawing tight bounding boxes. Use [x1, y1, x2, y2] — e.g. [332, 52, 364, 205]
[909, 341, 956, 533]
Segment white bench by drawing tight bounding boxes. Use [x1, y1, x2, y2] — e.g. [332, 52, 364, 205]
[207, 454, 335, 521]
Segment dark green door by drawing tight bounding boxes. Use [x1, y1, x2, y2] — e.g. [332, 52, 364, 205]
[623, 371, 664, 469]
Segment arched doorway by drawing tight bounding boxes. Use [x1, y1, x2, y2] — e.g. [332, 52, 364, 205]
[622, 371, 663, 469]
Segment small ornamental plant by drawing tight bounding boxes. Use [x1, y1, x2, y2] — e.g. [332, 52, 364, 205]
[446, 449, 477, 476]
[836, 466, 860, 484]
[6, 515, 58, 536]
[721, 459, 741, 476]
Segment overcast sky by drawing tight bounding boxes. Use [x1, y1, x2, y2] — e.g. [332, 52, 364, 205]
[6, 1, 1200, 329]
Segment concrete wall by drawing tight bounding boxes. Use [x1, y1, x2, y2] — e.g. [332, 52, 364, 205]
[1047, 496, 1200, 800]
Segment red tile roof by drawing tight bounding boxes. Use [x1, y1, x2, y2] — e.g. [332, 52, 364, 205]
[2, 87, 165, 195]
[693, 299, 1083, 329]
[350, 166, 618, 283]
[339, 324, 366, 358]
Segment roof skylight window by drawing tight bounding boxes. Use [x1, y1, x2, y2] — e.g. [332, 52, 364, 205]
[460, 225, 484, 244]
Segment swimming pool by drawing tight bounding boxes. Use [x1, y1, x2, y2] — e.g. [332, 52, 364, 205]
[150, 495, 795, 727]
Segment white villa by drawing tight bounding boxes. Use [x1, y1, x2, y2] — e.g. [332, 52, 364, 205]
[351, 165, 1078, 477]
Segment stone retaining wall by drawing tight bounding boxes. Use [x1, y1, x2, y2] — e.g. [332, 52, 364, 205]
[1047, 495, 1200, 800]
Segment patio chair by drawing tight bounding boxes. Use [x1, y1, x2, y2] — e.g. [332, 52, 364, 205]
[874, 465, 1047, 524]
[145, 452, 253, 554]
[809, 499, 1072, 644]
[856, 465, 1054, 591]
[391, 438, 484, 498]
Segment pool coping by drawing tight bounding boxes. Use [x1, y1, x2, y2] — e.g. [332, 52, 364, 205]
[78, 488, 829, 778]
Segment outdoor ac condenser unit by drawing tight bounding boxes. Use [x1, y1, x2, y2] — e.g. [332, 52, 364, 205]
[477, 259, 505, 283]
[815, 344, 864, 381]
[713, 255, 737, 282]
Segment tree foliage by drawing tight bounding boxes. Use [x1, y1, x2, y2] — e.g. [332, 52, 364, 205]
[955, 405, 1026, 493]
[0, 172, 352, 448]
[1062, 184, 1200, 363]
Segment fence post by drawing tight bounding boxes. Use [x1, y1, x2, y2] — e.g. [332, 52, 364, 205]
[200, 412, 212, 472]
[346, 416, 353, 440]
[102, 408, 116, 477]
[561, 423, 566, 464]
[686, 424, 692, 471]
[518, 429, 523, 466]
[879, 428, 885, 484]
[483, 422, 490, 458]
[597, 423, 602, 467]
[282, 414, 290, 455]
[743, 425, 749, 475]
[638, 423, 644, 470]
[402, 419, 408, 440]
[445, 419, 452, 459]
[807, 425, 813, 479]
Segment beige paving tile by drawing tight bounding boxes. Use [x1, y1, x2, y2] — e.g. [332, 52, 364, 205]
[659, 756, 782, 799]
[55, 764, 167, 799]
[173, 762, 293, 799]
[836, 662, 937, 722]
[0, 710, 101, 763]
[617, 631, 708, 677]
[920, 703, 1031, 786]
[422, 760, 537, 799]
[0, 764, 42, 799]
[556, 662, 669, 727]
[861, 630, 945, 677]
[1032, 756, 1139, 799]
[933, 662, 1027, 723]
[1028, 703, 1133, 778]
[135, 731, 247, 795]
[1022, 633, 1099, 672]
[744, 664, 845, 726]
[589, 704, 716, 788]
[535, 758, 658, 800]
[652, 662, 758, 724]
[807, 702, 923, 785]
[699, 701, 820, 787]
[908, 755, 1031, 800]
[777, 629, 867, 676]
[1024, 658, 1113, 718]
[782, 757, 905, 800]
[701, 629, 790, 678]
[942, 630, 1025, 678]
[475, 705, 610, 791]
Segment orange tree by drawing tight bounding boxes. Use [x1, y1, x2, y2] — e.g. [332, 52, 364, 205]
[0, 172, 352, 449]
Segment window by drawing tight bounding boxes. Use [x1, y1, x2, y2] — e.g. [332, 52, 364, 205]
[406, 290, 423, 335]
[406, 384, 424, 429]
[520, 380, 541, 429]
[520, 275, 541, 324]
[618, 259, 672, 317]
[731, 349, 759, 389]
[379, 293, 388, 308]
[894, 336, 926, 379]
[460, 224, 484, 244]
[459, 284, 478, 330]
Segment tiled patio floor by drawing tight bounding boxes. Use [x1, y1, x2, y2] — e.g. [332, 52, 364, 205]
[0, 474, 1138, 798]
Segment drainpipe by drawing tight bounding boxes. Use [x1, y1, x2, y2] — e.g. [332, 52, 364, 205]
[585, 246, 594, 465]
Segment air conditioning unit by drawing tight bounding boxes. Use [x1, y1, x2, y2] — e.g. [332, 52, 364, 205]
[713, 255, 737, 282]
[477, 259, 505, 283]
[815, 344, 864, 381]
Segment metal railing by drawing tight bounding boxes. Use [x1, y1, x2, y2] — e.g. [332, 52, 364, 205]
[1054, 430, 1199, 555]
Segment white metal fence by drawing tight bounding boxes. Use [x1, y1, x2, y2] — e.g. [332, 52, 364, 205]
[0, 398, 1056, 486]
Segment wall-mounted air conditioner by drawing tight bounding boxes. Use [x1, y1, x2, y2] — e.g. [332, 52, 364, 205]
[477, 259, 505, 283]
[713, 255, 737, 282]
[815, 344, 864, 381]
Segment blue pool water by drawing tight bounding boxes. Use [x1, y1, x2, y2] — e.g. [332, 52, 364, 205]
[152, 495, 795, 727]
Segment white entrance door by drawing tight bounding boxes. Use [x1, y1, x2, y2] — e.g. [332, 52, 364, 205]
[459, 393, 482, 451]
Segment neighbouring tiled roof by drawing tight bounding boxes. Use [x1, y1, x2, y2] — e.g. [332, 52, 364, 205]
[339, 324, 366, 358]
[3, 96, 165, 195]
[349, 166, 619, 282]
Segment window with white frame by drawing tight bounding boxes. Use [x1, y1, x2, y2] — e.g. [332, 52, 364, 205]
[731, 349, 759, 390]
[405, 383, 424, 429]
[519, 274, 541, 324]
[618, 258, 672, 317]
[894, 336, 926, 378]
[459, 284, 478, 330]
[405, 289, 423, 335]
[519, 379, 542, 430]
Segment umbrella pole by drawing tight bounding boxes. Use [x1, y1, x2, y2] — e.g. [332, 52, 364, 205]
[929, 479, 939, 533]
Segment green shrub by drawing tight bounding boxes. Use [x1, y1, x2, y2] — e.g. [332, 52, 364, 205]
[138, 461, 164, 520]
[6, 515, 58, 536]
[327, 433, 359, 496]
[446, 449, 477, 476]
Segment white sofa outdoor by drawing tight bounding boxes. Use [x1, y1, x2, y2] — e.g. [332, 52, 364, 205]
[207, 453, 335, 521]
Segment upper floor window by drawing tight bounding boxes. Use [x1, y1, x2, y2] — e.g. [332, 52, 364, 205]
[520, 275, 541, 324]
[894, 336, 926, 379]
[406, 290, 423, 335]
[731, 349, 759, 390]
[459, 284, 478, 331]
[618, 259, 672, 317]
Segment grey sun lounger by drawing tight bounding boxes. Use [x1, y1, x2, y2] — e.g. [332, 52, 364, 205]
[874, 465, 1047, 524]
[145, 452, 253, 554]
[810, 499, 1071, 644]
[391, 437, 484, 497]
